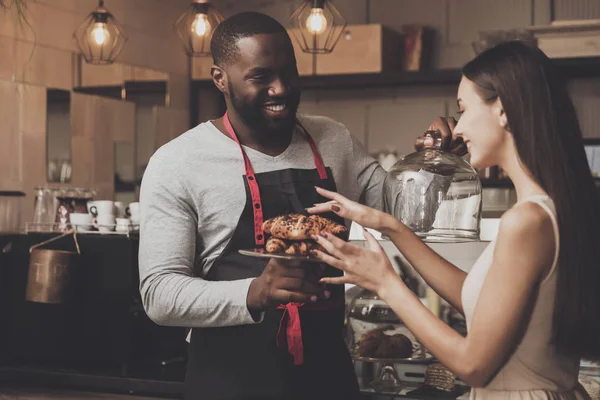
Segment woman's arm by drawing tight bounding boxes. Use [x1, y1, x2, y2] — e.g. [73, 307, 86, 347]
[308, 187, 467, 313]
[313, 202, 554, 386]
[382, 219, 468, 314]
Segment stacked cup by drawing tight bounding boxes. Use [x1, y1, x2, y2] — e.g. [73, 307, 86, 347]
[127, 202, 140, 226]
[69, 212, 94, 232]
[89, 200, 116, 232]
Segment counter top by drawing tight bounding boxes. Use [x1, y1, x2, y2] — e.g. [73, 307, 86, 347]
[0, 366, 470, 400]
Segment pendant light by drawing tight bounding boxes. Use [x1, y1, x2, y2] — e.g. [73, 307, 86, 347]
[289, 0, 347, 54]
[175, 0, 224, 57]
[74, 0, 127, 65]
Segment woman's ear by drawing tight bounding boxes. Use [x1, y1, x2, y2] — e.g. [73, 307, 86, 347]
[495, 98, 510, 132]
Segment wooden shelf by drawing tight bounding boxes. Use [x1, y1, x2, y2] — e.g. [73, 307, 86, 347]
[553, 57, 600, 79]
[191, 57, 600, 92]
[192, 69, 462, 90]
[73, 81, 167, 100]
[114, 178, 142, 193]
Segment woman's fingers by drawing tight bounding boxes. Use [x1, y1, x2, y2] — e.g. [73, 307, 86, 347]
[310, 250, 346, 271]
[311, 234, 346, 260]
[316, 200, 337, 206]
[306, 204, 335, 214]
[315, 186, 350, 205]
[363, 228, 383, 253]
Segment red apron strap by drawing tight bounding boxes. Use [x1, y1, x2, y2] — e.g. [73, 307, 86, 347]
[297, 120, 328, 180]
[222, 112, 328, 247]
[223, 113, 265, 246]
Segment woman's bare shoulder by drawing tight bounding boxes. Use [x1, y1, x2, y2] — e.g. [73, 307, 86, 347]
[495, 202, 555, 276]
[500, 201, 554, 236]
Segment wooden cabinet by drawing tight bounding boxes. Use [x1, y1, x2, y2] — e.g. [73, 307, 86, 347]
[315, 24, 403, 75]
[191, 24, 403, 79]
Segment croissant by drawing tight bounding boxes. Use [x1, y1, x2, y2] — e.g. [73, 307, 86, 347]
[265, 237, 326, 256]
[262, 214, 347, 241]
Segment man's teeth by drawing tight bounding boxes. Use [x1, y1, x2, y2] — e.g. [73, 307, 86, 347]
[265, 104, 286, 112]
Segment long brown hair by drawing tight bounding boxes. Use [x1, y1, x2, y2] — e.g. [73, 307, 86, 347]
[463, 41, 600, 359]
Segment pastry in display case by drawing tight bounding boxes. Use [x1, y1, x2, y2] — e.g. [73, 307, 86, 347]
[346, 288, 433, 392]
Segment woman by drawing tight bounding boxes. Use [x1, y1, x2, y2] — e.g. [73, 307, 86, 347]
[307, 41, 600, 399]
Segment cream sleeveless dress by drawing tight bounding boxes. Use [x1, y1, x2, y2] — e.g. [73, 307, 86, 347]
[461, 195, 591, 400]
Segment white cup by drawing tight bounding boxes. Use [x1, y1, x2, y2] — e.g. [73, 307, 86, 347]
[115, 217, 131, 233]
[90, 200, 115, 217]
[86, 201, 97, 214]
[114, 201, 126, 218]
[93, 214, 116, 232]
[70, 213, 93, 231]
[127, 202, 140, 219]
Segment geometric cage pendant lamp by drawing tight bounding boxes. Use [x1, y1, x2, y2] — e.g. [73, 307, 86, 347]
[289, 0, 347, 54]
[74, 0, 127, 65]
[175, 0, 224, 57]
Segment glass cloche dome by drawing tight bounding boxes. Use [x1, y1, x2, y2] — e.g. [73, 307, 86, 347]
[383, 130, 482, 242]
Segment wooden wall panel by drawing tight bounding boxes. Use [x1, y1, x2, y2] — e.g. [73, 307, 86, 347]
[191, 57, 214, 80]
[0, 81, 22, 190]
[111, 100, 136, 144]
[80, 63, 132, 87]
[154, 106, 189, 149]
[13, 41, 73, 90]
[0, 36, 15, 81]
[18, 85, 47, 134]
[70, 93, 96, 188]
[168, 73, 191, 110]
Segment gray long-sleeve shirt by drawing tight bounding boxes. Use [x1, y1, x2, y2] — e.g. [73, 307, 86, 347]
[138, 114, 386, 328]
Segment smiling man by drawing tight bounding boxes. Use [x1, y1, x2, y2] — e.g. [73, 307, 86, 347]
[138, 12, 386, 400]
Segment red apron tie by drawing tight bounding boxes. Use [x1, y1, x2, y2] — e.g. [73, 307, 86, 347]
[276, 302, 305, 365]
[275, 296, 344, 365]
[222, 112, 337, 365]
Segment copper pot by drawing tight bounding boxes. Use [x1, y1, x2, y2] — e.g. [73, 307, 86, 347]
[25, 231, 81, 304]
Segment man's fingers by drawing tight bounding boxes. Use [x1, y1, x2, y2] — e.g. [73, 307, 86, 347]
[272, 290, 318, 304]
[319, 276, 349, 285]
[276, 277, 323, 294]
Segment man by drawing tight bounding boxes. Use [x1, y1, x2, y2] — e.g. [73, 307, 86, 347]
[139, 12, 384, 400]
[139, 11, 464, 400]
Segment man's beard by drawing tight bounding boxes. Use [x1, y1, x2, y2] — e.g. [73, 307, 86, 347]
[229, 84, 300, 138]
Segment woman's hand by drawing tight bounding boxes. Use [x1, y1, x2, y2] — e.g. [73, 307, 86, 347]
[306, 187, 398, 233]
[415, 117, 467, 156]
[310, 229, 402, 296]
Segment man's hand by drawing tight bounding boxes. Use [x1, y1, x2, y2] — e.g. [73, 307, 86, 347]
[247, 258, 327, 311]
[415, 117, 467, 156]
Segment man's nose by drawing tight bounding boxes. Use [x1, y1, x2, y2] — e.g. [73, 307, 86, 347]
[268, 78, 290, 97]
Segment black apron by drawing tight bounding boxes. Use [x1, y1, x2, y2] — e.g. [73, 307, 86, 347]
[184, 113, 360, 400]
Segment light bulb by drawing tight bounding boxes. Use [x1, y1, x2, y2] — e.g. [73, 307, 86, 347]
[191, 13, 211, 37]
[305, 7, 327, 35]
[91, 22, 110, 45]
